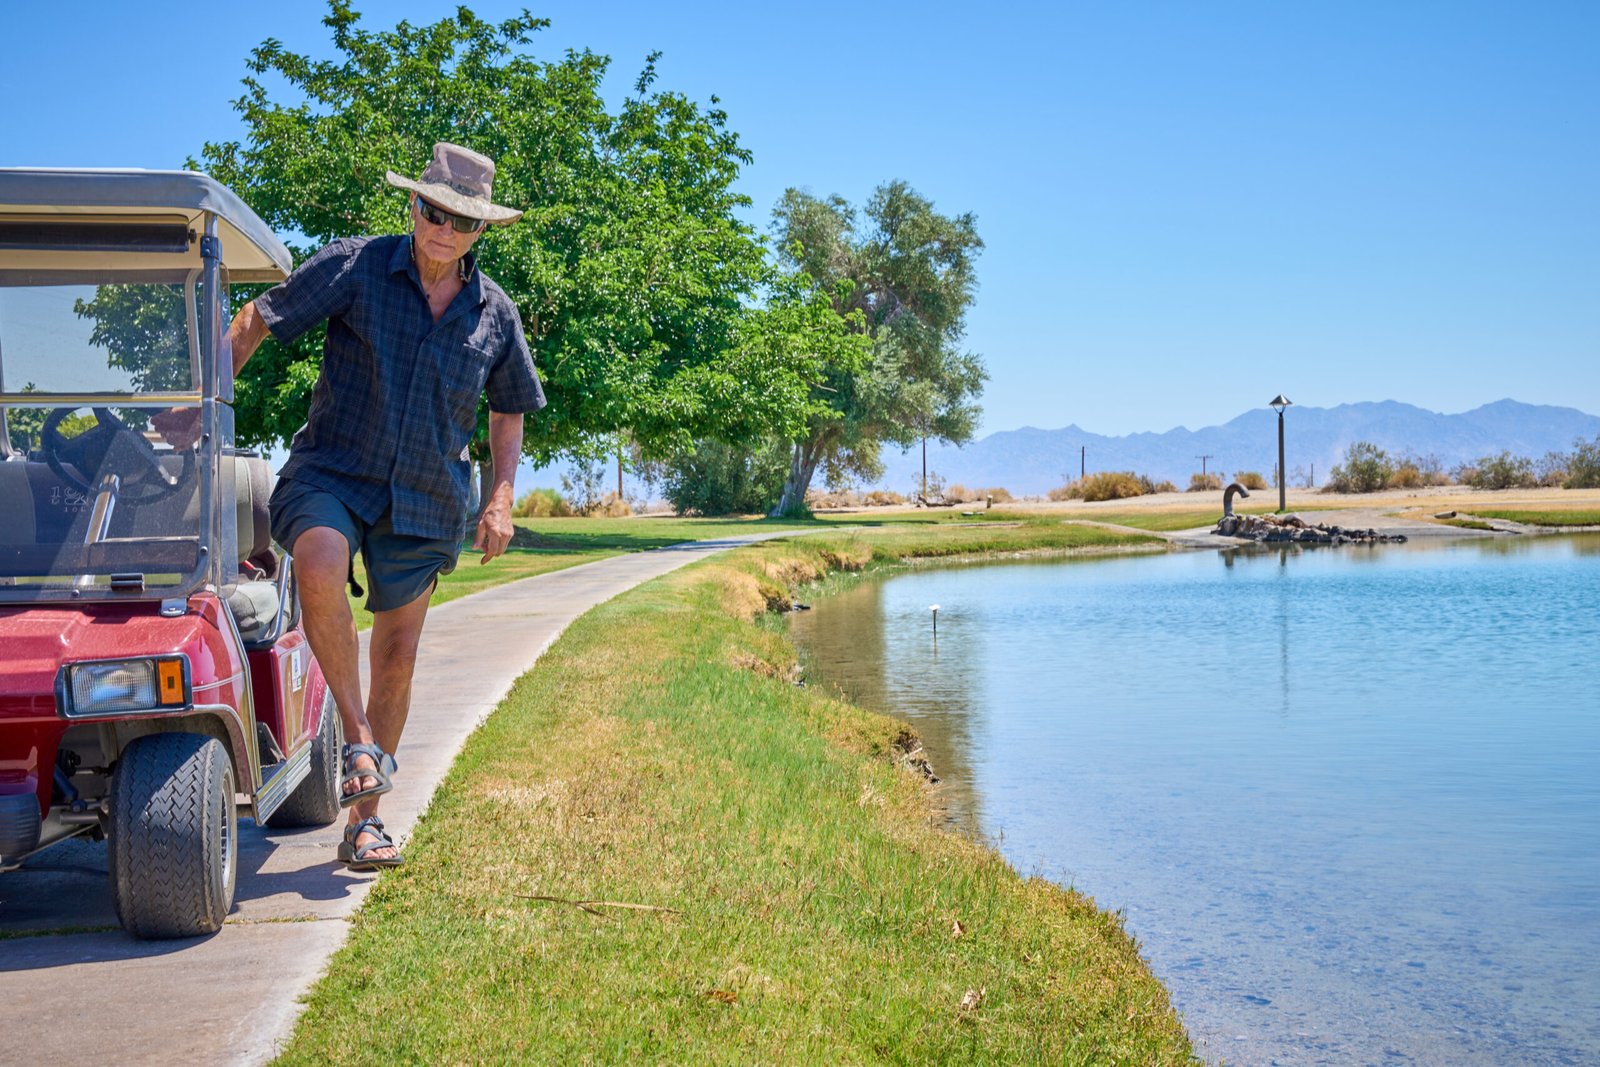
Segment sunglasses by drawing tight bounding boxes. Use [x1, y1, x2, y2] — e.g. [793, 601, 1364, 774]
[414, 196, 486, 234]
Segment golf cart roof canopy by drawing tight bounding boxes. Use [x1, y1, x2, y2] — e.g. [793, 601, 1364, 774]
[0, 169, 292, 282]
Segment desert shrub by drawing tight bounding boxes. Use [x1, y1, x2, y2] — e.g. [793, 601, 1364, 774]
[1324, 441, 1393, 494]
[913, 471, 948, 504]
[1535, 451, 1569, 488]
[1187, 472, 1222, 493]
[1387, 461, 1424, 489]
[1412, 452, 1451, 486]
[661, 438, 790, 515]
[806, 488, 864, 509]
[863, 489, 906, 506]
[1565, 434, 1600, 489]
[943, 484, 1012, 505]
[513, 487, 572, 518]
[1049, 473, 1154, 502]
[944, 483, 979, 504]
[592, 493, 632, 517]
[1468, 451, 1537, 490]
[1152, 479, 1178, 493]
[559, 458, 609, 514]
[1234, 471, 1268, 490]
[1075, 472, 1145, 501]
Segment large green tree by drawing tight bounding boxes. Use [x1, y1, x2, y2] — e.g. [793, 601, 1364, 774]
[196, 2, 860, 465]
[767, 182, 987, 515]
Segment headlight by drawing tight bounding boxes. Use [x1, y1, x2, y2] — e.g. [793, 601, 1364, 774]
[63, 657, 190, 716]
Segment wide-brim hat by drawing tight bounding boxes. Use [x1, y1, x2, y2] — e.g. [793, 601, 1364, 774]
[385, 142, 523, 225]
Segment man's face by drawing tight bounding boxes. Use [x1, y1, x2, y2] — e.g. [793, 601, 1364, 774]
[411, 195, 485, 265]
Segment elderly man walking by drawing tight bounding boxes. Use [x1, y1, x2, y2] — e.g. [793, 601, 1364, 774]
[224, 143, 544, 868]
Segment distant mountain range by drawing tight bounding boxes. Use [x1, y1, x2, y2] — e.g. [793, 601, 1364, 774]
[874, 400, 1600, 497]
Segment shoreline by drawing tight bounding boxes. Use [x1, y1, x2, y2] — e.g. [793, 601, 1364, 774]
[787, 521, 1600, 1066]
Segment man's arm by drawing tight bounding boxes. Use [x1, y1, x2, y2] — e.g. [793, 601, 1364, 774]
[474, 410, 524, 563]
[151, 301, 273, 450]
[227, 300, 271, 375]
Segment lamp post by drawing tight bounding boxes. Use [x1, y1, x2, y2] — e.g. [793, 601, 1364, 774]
[1269, 394, 1292, 512]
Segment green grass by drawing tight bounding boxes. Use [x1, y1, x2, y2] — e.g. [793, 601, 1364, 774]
[1049, 507, 1264, 532]
[279, 524, 1191, 1064]
[0, 924, 119, 940]
[1434, 518, 1496, 531]
[1469, 509, 1600, 527]
[345, 512, 1026, 629]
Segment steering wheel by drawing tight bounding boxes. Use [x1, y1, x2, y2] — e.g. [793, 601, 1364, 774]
[40, 406, 195, 505]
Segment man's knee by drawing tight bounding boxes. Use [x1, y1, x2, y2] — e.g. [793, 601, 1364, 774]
[292, 527, 353, 595]
[373, 629, 422, 671]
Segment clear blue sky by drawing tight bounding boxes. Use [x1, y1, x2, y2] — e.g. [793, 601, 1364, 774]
[4, 1, 1596, 437]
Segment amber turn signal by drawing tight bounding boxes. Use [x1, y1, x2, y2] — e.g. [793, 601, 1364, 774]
[157, 658, 186, 705]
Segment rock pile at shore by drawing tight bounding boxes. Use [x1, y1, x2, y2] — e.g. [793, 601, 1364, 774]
[1214, 513, 1407, 544]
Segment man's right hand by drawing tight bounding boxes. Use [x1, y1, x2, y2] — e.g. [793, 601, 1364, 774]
[150, 407, 202, 451]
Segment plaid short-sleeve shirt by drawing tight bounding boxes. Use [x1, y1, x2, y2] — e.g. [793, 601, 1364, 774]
[255, 234, 545, 541]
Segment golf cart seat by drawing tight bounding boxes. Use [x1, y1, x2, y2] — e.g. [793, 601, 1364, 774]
[223, 454, 286, 646]
[0, 451, 284, 643]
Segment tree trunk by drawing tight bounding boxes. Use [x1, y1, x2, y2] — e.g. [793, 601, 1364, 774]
[770, 440, 821, 517]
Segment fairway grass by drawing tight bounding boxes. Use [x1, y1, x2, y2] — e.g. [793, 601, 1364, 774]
[281, 523, 1194, 1063]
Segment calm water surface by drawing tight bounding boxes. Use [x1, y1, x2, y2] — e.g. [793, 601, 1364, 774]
[788, 535, 1600, 1066]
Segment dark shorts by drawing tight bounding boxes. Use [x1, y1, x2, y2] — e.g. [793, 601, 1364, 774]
[269, 479, 460, 613]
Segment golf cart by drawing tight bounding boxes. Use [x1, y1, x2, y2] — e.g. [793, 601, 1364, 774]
[0, 169, 340, 938]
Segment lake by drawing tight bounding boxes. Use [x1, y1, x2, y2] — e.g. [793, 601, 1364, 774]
[788, 534, 1600, 1066]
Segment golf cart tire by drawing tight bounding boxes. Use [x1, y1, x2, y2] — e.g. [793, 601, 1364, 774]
[109, 733, 237, 939]
[265, 689, 342, 829]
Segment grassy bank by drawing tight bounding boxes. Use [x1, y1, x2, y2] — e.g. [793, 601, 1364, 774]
[283, 523, 1193, 1063]
[346, 515, 819, 629]
[345, 510, 1071, 629]
[1469, 508, 1600, 527]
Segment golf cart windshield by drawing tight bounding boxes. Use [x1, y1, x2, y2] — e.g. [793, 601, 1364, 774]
[0, 271, 215, 596]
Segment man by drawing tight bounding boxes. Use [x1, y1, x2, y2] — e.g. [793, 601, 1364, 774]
[225, 143, 544, 868]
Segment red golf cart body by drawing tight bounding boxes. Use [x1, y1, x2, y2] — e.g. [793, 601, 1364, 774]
[0, 169, 340, 937]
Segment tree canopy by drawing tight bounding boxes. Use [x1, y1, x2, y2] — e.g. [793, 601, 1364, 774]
[767, 182, 986, 514]
[197, 2, 863, 461]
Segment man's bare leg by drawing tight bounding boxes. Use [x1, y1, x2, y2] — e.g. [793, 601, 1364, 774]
[345, 584, 433, 860]
[290, 528, 381, 796]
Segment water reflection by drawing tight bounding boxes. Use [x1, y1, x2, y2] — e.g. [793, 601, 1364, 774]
[791, 535, 1600, 1066]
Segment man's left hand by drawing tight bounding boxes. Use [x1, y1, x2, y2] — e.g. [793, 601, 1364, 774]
[474, 494, 514, 564]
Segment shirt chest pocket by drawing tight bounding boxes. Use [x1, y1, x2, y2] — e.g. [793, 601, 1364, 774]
[438, 342, 497, 412]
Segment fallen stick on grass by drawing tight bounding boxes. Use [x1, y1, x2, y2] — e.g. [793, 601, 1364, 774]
[516, 894, 681, 918]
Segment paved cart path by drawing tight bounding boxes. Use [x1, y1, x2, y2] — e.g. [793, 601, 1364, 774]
[0, 534, 791, 1064]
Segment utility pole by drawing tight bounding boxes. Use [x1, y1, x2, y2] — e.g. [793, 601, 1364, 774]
[1196, 454, 1213, 478]
[921, 436, 928, 502]
[617, 448, 623, 501]
[1081, 445, 1085, 479]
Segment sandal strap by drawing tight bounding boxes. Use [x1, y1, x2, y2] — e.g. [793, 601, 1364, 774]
[345, 816, 401, 862]
[345, 815, 388, 844]
[342, 742, 398, 773]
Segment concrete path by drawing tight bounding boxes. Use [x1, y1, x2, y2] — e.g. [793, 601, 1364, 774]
[0, 534, 786, 1064]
